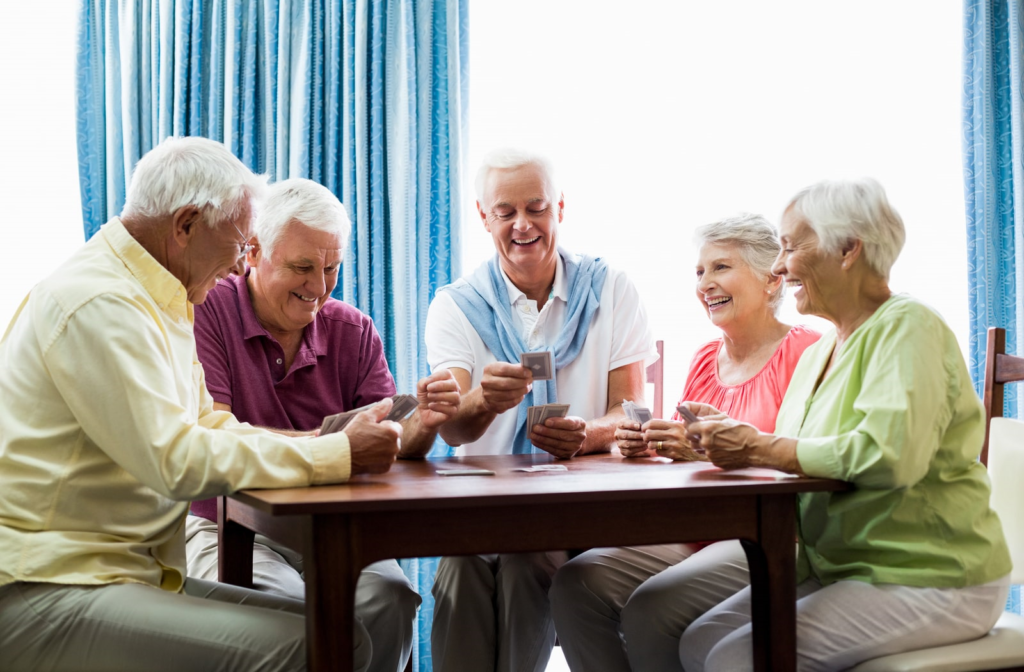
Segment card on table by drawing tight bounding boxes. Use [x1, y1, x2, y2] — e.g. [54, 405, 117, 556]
[436, 469, 496, 476]
[520, 351, 554, 381]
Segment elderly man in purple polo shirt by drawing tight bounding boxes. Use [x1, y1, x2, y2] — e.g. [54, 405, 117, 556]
[184, 178, 462, 672]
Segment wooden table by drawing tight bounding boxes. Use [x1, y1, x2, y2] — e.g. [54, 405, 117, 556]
[218, 453, 847, 672]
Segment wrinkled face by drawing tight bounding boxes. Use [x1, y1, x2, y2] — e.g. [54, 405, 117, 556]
[772, 207, 842, 318]
[183, 201, 254, 305]
[478, 164, 563, 280]
[695, 242, 773, 330]
[248, 222, 343, 335]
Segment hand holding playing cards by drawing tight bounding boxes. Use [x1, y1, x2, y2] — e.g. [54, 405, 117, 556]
[642, 420, 705, 462]
[480, 362, 533, 414]
[530, 415, 587, 459]
[416, 369, 461, 429]
[344, 398, 404, 475]
[686, 414, 761, 470]
[614, 418, 651, 458]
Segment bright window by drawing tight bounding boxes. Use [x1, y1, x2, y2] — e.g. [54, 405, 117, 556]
[466, 0, 965, 405]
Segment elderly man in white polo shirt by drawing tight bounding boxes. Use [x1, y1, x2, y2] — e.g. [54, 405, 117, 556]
[423, 149, 657, 672]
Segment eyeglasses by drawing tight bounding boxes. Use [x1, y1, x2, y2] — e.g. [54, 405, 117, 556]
[231, 222, 255, 258]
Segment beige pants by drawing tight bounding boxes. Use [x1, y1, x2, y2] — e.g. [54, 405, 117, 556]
[680, 574, 1012, 672]
[550, 541, 750, 672]
[431, 551, 568, 672]
[185, 514, 420, 672]
[0, 577, 370, 672]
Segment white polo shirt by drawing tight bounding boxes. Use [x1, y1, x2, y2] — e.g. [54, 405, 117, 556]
[425, 255, 657, 456]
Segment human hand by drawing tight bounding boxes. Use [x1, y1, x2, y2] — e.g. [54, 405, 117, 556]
[343, 398, 404, 474]
[415, 369, 462, 429]
[614, 417, 652, 458]
[677, 401, 728, 423]
[480, 362, 533, 414]
[642, 419, 705, 461]
[530, 415, 587, 459]
[688, 417, 761, 470]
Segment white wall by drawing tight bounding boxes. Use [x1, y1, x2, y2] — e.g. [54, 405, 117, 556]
[466, 0, 966, 406]
[0, 1, 83, 326]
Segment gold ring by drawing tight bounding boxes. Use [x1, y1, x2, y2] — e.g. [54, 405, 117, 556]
[657, 441, 663, 451]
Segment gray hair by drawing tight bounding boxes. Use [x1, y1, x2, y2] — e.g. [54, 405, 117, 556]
[255, 178, 351, 259]
[122, 136, 267, 230]
[787, 178, 905, 279]
[694, 213, 784, 311]
[474, 148, 559, 203]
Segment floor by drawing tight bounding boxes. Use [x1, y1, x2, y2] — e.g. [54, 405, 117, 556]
[547, 648, 570, 672]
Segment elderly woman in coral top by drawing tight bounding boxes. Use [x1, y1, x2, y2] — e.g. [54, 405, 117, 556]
[679, 179, 1010, 672]
[550, 213, 820, 672]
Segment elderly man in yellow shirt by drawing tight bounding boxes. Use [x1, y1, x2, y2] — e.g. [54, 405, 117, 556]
[0, 137, 401, 672]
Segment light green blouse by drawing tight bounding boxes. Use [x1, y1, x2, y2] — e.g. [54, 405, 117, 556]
[777, 294, 1011, 588]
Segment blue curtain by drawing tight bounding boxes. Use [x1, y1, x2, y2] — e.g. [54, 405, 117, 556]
[963, 0, 1022, 615]
[76, 0, 467, 666]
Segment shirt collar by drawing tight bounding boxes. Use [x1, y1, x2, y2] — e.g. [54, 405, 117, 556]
[101, 218, 191, 319]
[499, 254, 568, 305]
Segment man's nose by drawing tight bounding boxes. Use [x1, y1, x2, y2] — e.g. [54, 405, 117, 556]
[306, 271, 327, 297]
[512, 212, 532, 231]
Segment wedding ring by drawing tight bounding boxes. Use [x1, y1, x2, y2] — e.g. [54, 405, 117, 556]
[657, 441, 663, 451]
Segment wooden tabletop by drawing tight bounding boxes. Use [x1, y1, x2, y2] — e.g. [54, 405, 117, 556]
[232, 452, 848, 515]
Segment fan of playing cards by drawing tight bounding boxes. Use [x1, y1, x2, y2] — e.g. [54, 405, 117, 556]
[319, 394, 419, 435]
[527, 403, 570, 431]
[622, 399, 653, 425]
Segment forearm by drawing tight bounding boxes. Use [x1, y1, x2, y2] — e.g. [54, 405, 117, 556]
[578, 406, 625, 455]
[749, 434, 804, 475]
[398, 412, 439, 459]
[437, 387, 499, 447]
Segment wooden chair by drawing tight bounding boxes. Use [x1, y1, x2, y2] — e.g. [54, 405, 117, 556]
[646, 340, 664, 419]
[848, 327, 1024, 672]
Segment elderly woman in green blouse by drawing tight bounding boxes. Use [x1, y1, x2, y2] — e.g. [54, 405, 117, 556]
[678, 178, 1011, 672]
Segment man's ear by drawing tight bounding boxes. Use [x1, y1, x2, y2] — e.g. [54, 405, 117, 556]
[247, 238, 262, 266]
[477, 201, 491, 232]
[170, 205, 204, 249]
[557, 193, 565, 223]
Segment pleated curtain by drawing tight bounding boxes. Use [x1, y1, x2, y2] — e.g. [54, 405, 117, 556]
[76, 0, 467, 666]
[963, 0, 1022, 615]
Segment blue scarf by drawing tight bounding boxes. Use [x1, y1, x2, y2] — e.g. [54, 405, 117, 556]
[439, 249, 608, 453]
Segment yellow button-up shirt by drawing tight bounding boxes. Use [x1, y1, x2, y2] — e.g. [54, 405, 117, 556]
[0, 219, 351, 592]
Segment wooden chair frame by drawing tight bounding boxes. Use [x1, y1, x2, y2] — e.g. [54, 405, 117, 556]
[982, 327, 1024, 466]
[646, 340, 664, 419]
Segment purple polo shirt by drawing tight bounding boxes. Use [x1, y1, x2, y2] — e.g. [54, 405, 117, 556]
[190, 271, 396, 521]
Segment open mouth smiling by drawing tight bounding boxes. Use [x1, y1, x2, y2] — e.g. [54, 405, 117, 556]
[706, 296, 732, 310]
[511, 236, 540, 246]
[292, 292, 317, 303]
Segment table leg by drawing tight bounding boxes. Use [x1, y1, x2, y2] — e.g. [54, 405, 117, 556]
[217, 495, 255, 587]
[741, 493, 797, 672]
[304, 514, 362, 672]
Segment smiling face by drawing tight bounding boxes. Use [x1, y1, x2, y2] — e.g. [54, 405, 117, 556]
[180, 201, 254, 305]
[478, 163, 563, 281]
[695, 241, 775, 331]
[247, 221, 343, 337]
[772, 206, 845, 319]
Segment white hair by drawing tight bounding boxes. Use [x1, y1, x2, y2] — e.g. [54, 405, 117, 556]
[694, 213, 784, 312]
[255, 178, 351, 259]
[474, 148, 559, 203]
[787, 178, 906, 279]
[122, 136, 267, 229]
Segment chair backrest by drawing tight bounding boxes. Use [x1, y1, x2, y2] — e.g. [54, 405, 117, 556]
[646, 340, 664, 419]
[982, 326, 1024, 465]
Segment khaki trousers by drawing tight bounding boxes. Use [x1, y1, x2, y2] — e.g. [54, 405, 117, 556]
[185, 514, 420, 672]
[431, 552, 568, 672]
[550, 541, 750, 672]
[0, 577, 370, 672]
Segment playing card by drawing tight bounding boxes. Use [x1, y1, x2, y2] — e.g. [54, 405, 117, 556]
[621, 399, 638, 423]
[539, 404, 569, 424]
[676, 404, 700, 424]
[386, 394, 418, 422]
[520, 351, 554, 381]
[634, 406, 653, 425]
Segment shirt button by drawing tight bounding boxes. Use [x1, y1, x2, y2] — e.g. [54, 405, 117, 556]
[521, 305, 530, 313]
[276, 358, 283, 365]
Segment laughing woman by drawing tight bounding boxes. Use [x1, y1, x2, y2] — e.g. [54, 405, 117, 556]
[550, 214, 820, 672]
[680, 179, 1010, 672]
